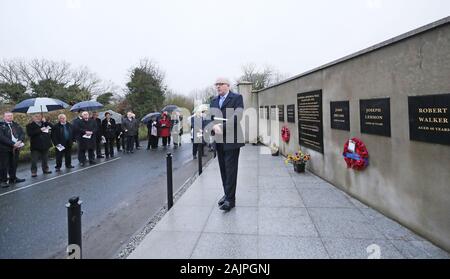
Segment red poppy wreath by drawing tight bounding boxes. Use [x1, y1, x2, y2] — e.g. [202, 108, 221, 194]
[343, 137, 369, 171]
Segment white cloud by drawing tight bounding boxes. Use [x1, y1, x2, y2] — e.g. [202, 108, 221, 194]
[66, 0, 81, 10]
[366, 0, 383, 9]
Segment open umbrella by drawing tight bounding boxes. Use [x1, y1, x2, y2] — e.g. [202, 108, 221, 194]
[70, 100, 104, 112]
[141, 112, 161, 124]
[161, 104, 180, 113]
[12, 97, 69, 114]
[99, 110, 123, 124]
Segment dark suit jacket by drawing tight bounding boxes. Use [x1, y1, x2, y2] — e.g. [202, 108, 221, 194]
[77, 119, 97, 150]
[209, 92, 245, 151]
[102, 118, 117, 139]
[0, 121, 25, 152]
[51, 122, 74, 147]
[26, 121, 53, 151]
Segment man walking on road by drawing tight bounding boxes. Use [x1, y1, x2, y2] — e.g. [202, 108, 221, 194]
[0, 112, 26, 188]
[209, 77, 245, 212]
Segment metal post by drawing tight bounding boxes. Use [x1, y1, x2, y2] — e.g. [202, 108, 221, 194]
[66, 196, 82, 259]
[198, 143, 203, 175]
[166, 152, 173, 210]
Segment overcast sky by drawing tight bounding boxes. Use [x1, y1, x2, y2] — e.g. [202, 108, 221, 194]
[1, 0, 449, 95]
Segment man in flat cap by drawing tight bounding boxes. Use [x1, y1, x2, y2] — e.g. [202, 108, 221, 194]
[208, 77, 245, 211]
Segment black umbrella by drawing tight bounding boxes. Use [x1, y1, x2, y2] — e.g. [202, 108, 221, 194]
[12, 97, 69, 114]
[70, 100, 104, 112]
[161, 105, 180, 113]
[141, 112, 161, 124]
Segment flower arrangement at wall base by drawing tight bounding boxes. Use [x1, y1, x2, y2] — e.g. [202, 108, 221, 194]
[343, 137, 369, 171]
[271, 143, 279, 156]
[285, 150, 311, 173]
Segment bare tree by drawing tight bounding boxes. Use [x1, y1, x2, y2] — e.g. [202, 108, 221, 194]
[238, 63, 289, 90]
[0, 59, 22, 84]
[189, 86, 216, 104]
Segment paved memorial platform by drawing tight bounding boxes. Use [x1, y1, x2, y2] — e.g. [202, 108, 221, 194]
[129, 145, 449, 259]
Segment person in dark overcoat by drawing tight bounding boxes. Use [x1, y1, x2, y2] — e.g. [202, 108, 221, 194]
[77, 111, 97, 166]
[101, 112, 117, 158]
[0, 112, 26, 187]
[51, 114, 74, 171]
[26, 114, 53, 177]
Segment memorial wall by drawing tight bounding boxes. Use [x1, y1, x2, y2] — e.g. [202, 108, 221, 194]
[252, 18, 450, 251]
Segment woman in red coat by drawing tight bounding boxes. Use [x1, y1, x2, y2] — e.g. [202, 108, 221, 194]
[158, 112, 171, 148]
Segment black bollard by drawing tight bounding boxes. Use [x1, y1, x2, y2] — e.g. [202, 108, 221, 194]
[166, 152, 173, 210]
[198, 143, 203, 175]
[66, 196, 82, 259]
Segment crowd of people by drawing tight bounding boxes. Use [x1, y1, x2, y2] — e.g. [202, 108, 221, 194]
[0, 109, 188, 188]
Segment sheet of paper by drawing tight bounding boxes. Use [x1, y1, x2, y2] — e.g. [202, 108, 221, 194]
[348, 140, 356, 153]
[56, 144, 65, 151]
[82, 134, 92, 139]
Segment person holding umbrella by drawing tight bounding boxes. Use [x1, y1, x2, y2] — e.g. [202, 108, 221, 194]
[77, 111, 97, 166]
[26, 114, 53, 177]
[158, 111, 171, 148]
[91, 111, 104, 159]
[0, 112, 26, 187]
[146, 117, 159, 150]
[102, 112, 117, 158]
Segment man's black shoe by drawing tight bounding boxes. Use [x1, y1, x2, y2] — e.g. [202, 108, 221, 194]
[218, 196, 226, 206]
[80, 162, 86, 167]
[55, 168, 61, 172]
[193, 155, 197, 159]
[89, 161, 97, 165]
[9, 178, 26, 184]
[66, 165, 75, 169]
[43, 170, 52, 174]
[1, 182, 9, 188]
[219, 201, 235, 211]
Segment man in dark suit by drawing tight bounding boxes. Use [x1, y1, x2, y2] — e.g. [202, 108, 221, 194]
[51, 114, 75, 171]
[0, 112, 26, 187]
[92, 111, 104, 158]
[209, 77, 245, 211]
[77, 111, 97, 166]
[26, 114, 53, 177]
[101, 112, 117, 158]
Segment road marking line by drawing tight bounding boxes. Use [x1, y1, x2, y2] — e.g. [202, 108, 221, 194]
[0, 157, 121, 198]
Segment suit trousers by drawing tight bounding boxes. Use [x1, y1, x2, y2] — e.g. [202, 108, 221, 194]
[104, 138, 115, 157]
[55, 144, 72, 168]
[0, 150, 19, 182]
[31, 149, 49, 173]
[216, 143, 240, 203]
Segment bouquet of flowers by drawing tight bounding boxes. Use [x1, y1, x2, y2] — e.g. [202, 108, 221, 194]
[285, 150, 311, 165]
[270, 143, 279, 156]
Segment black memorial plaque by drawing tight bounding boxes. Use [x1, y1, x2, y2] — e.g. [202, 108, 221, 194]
[265, 106, 270, 120]
[287, 104, 295, 123]
[360, 98, 391, 137]
[408, 93, 450, 145]
[330, 101, 350, 131]
[270, 105, 276, 120]
[278, 105, 285, 122]
[298, 90, 323, 153]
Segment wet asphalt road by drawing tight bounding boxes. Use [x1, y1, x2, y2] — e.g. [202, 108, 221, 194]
[0, 136, 213, 258]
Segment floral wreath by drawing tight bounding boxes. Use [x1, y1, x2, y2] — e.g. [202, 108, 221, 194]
[343, 137, 369, 171]
[281, 126, 290, 143]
